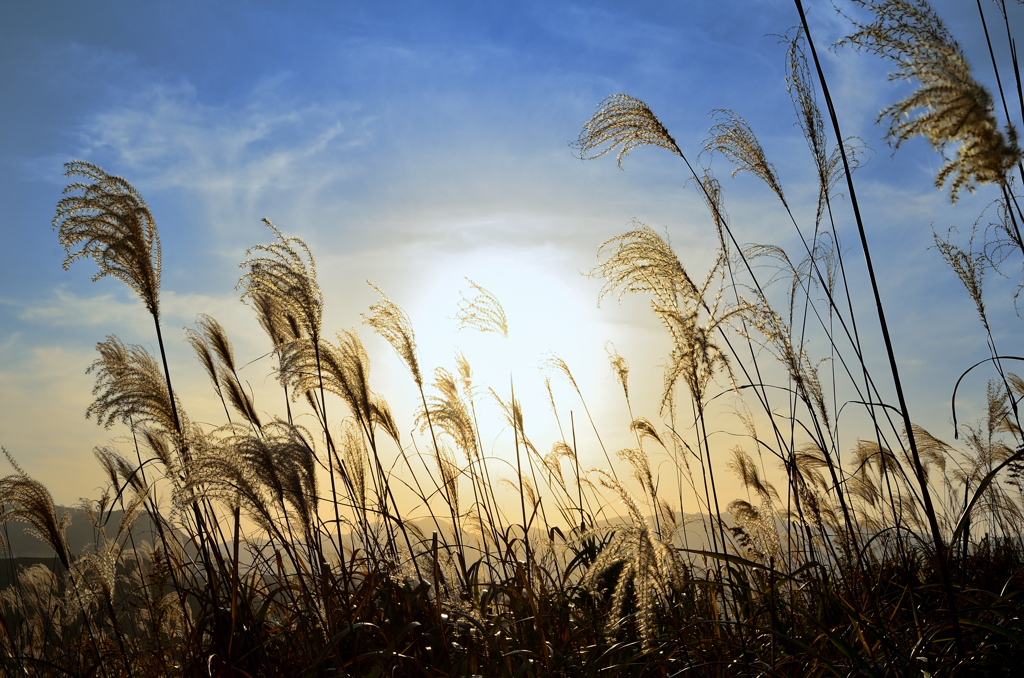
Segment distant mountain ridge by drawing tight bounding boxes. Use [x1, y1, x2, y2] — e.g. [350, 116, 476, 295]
[0, 505, 735, 561]
[0, 505, 161, 559]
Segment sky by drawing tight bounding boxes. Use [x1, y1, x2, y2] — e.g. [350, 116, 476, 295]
[1, 0, 1021, 512]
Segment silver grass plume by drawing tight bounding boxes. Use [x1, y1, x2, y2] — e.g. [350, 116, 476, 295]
[187, 314, 262, 428]
[581, 470, 684, 651]
[77, 492, 111, 531]
[542, 442, 572, 492]
[220, 366, 262, 430]
[489, 388, 538, 458]
[849, 442, 882, 508]
[843, 0, 1022, 200]
[498, 475, 538, 514]
[703, 109, 786, 205]
[92, 447, 150, 537]
[239, 219, 323, 346]
[191, 422, 320, 542]
[141, 428, 179, 477]
[743, 297, 830, 433]
[605, 343, 630, 403]
[594, 223, 746, 413]
[908, 424, 950, 478]
[543, 355, 584, 397]
[933, 229, 989, 331]
[133, 540, 189, 642]
[185, 324, 224, 404]
[248, 289, 306, 414]
[419, 367, 478, 463]
[364, 283, 423, 388]
[594, 222, 701, 313]
[338, 420, 368, 509]
[188, 445, 277, 539]
[53, 161, 162, 318]
[308, 330, 372, 430]
[87, 336, 187, 439]
[793, 443, 832, 494]
[0, 448, 73, 569]
[69, 538, 129, 621]
[455, 351, 474, 394]
[851, 440, 905, 490]
[698, 171, 730, 255]
[785, 29, 866, 226]
[955, 384, 1013, 480]
[434, 441, 461, 520]
[726, 497, 781, 562]
[630, 418, 666, 449]
[94, 446, 147, 496]
[370, 395, 402, 447]
[251, 289, 300, 346]
[237, 422, 320, 541]
[727, 448, 783, 558]
[573, 94, 683, 168]
[616, 447, 656, 506]
[456, 278, 508, 337]
[1, 565, 65, 653]
[289, 327, 400, 447]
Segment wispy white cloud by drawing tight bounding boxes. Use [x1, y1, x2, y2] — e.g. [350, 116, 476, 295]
[10, 286, 251, 333]
[83, 81, 371, 192]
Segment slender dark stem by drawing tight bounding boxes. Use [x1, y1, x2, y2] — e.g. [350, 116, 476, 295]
[312, 340, 347, 563]
[152, 317, 181, 436]
[793, 0, 963, 657]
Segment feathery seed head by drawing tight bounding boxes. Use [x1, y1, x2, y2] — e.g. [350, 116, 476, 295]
[339, 420, 368, 508]
[364, 283, 423, 388]
[186, 326, 221, 397]
[419, 367, 478, 461]
[630, 418, 665, 449]
[196, 314, 236, 373]
[704, 109, 786, 205]
[455, 351, 473, 390]
[542, 445, 569, 491]
[87, 335, 185, 438]
[239, 219, 324, 342]
[843, 0, 1022, 200]
[456, 278, 508, 338]
[220, 364, 262, 429]
[573, 94, 683, 168]
[53, 161, 162, 318]
[251, 289, 300, 347]
[605, 343, 630, 402]
[0, 450, 73, 569]
[934, 229, 988, 328]
[543, 354, 582, 395]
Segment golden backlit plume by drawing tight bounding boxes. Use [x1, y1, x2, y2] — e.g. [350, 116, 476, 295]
[239, 219, 324, 346]
[364, 283, 423, 388]
[52, 161, 162, 318]
[455, 278, 508, 338]
[86, 336, 184, 437]
[704, 109, 786, 205]
[572, 94, 683, 168]
[843, 0, 1022, 200]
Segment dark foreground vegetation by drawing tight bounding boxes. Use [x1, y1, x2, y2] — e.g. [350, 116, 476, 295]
[3, 1, 1024, 675]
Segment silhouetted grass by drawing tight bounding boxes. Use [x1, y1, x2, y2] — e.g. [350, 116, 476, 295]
[3, 1, 1024, 676]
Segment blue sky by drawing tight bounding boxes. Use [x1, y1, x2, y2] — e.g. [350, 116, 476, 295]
[1, 0, 1018, 507]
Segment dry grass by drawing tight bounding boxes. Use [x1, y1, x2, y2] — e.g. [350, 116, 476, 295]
[3, 2, 1024, 676]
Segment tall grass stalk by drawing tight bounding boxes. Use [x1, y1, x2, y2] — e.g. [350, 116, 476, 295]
[4, 2, 1024, 676]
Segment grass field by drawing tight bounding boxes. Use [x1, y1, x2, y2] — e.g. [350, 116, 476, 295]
[2, 1, 1024, 675]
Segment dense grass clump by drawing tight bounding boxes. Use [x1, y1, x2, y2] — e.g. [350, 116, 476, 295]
[3, 1, 1024, 675]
